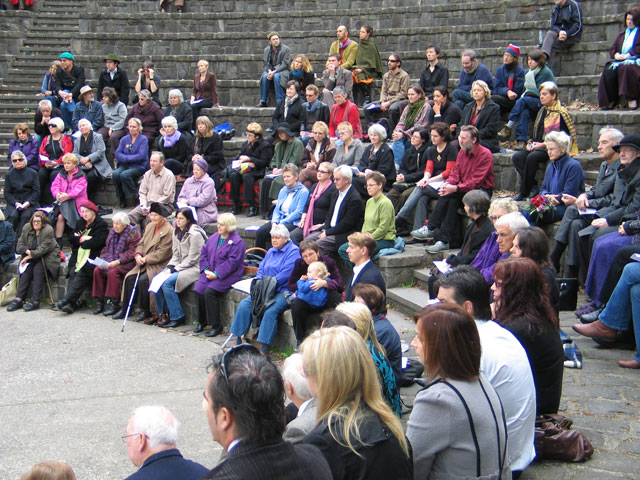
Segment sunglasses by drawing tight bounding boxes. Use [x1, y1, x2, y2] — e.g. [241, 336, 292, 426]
[12, 158, 25, 163]
[215, 344, 260, 383]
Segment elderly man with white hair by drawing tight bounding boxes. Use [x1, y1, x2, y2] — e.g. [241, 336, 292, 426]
[282, 353, 318, 443]
[482, 211, 530, 284]
[229, 223, 301, 355]
[124, 405, 207, 480]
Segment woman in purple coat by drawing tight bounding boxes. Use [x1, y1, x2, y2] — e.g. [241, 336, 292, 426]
[8, 123, 39, 170]
[193, 213, 246, 337]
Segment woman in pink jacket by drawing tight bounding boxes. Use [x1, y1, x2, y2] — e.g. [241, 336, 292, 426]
[176, 156, 218, 226]
[50, 153, 88, 248]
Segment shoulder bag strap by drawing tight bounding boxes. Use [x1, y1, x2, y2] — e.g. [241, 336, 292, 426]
[440, 380, 481, 477]
[478, 377, 508, 475]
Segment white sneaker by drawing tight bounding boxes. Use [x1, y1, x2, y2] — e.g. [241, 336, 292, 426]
[426, 241, 449, 253]
[411, 226, 434, 240]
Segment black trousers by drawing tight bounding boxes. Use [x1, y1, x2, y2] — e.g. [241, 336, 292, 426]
[428, 191, 464, 245]
[195, 288, 224, 329]
[7, 207, 35, 240]
[599, 245, 640, 304]
[291, 289, 342, 344]
[164, 158, 185, 176]
[512, 148, 549, 197]
[17, 260, 47, 303]
[255, 222, 295, 250]
[122, 271, 151, 313]
[64, 266, 93, 304]
[492, 94, 516, 115]
[259, 176, 275, 214]
[229, 170, 262, 208]
[38, 166, 61, 204]
[84, 168, 101, 200]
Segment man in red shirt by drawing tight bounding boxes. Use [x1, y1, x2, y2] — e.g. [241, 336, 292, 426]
[424, 125, 494, 253]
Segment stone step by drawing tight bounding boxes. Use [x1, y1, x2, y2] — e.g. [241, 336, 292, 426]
[387, 286, 431, 317]
[413, 268, 431, 291]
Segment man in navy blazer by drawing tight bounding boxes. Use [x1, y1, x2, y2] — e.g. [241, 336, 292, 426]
[344, 232, 386, 302]
[307, 165, 364, 256]
[201, 345, 332, 480]
[124, 406, 208, 480]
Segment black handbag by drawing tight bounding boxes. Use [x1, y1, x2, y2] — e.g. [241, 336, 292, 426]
[556, 278, 578, 311]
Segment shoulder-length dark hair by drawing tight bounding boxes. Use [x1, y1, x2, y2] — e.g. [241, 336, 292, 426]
[352, 283, 387, 316]
[625, 7, 640, 28]
[493, 257, 558, 332]
[516, 226, 552, 267]
[30, 210, 50, 228]
[414, 303, 481, 382]
[176, 207, 195, 233]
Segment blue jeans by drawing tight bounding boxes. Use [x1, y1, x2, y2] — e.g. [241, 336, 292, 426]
[230, 293, 290, 346]
[397, 184, 439, 229]
[43, 95, 58, 108]
[451, 89, 472, 110]
[112, 165, 145, 201]
[59, 95, 75, 130]
[391, 138, 410, 166]
[508, 95, 542, 141]
[599, 262, 640, 362]
[153, 272, 184, 321]
[260, 71, 284, 103]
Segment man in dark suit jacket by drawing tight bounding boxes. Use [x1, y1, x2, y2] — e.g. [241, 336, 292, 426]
[307, 165, 364, 257]
[124, 406, 207, 480]
[344, 232, 386, 302]
[97, 53, 130, 105]
[282, 353, 318, 443]
[202, 345, 332, 480]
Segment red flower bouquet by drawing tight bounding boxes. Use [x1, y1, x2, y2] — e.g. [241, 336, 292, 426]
[528, 194, 555, 221]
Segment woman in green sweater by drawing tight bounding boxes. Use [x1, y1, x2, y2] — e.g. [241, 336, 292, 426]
[339, 170, 396, 264]
[259, 122, 304, 218]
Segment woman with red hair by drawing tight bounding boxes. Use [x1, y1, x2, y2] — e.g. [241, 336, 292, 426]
[492, 257, 564, 414]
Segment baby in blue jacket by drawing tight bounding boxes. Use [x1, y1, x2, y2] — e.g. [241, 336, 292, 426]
[293, 261, 330, 308]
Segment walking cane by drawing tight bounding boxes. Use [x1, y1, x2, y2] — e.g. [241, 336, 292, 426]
[121, 270, 140, 332]
[42, 258, 55, 305]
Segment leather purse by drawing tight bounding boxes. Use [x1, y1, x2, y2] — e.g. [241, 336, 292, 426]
[534, 414, 594, 462]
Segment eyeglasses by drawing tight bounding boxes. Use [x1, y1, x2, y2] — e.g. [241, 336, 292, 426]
[490, 215, 501, 222]
[213, 344, 260, 384]
[121, 432, 147, 443]
[12, 158, 24, 163]
[32, 219, 42, 223]
[318, 170, 330, 174]
[305, 93, 316, 97]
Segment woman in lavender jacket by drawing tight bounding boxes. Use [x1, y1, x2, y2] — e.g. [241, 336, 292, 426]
[176, 156, 218, 226]
[193, 213, 246, 337]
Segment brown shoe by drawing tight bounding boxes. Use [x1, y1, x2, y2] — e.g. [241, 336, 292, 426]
[157, 313, 170, 328]
[572, 320, 617, 339]
[498, 126, 512, 140]
[617, 358, 640, 369]
[143, 314, 160, 325]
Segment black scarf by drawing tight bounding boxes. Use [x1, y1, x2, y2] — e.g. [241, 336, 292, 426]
[79, 131, 94, 158]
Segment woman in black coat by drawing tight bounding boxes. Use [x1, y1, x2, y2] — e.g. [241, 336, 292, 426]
[353, 123, 395, 197]
[164, 89, 193, 140]
[192, 115, 224, 190]
[426, 85, 462, 132]
[272, 80, 305, 134]
[5, 151, 40, 238]
[228, 122, 274, 216]
[460, 80, 501, 153]
[54, 200, 109, 314]
[158, 115, 193, 176]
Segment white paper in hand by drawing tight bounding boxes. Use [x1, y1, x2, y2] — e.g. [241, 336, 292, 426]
[148, 269, 173, 293]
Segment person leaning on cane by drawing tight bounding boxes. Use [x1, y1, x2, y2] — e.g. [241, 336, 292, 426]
[113, 202, 173, 324]
[7, 211, 61, 312]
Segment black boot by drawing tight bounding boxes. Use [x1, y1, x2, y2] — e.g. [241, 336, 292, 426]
[103, 299, 120, 317]
[56, 237, 64, 250]
[93, 299, 105, 315]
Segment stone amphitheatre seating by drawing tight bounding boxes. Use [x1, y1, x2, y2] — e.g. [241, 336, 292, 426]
[0, 0, 639, 342]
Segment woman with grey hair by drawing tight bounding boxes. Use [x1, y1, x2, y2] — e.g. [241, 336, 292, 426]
[126, 88, 164, 144]
[523, 130, 585, 225]
[91, 212, 141, 315]
[5, 151, 39, 240]
[352, 123, 395, 197]
[73, 118, 112, 199]
[158, 115, 193, 176]
[511, 82, 578, 200]
[229, 221, 302, 355]
[98, 86, 128, 162]
[163, 88, 193, 140]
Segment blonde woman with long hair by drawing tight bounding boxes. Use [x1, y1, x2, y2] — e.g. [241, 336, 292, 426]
[301, 327, 412, 480]
[336, 302, 401, 414]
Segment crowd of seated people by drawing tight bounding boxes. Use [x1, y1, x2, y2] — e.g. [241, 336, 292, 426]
[10, 10, 640, 479]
